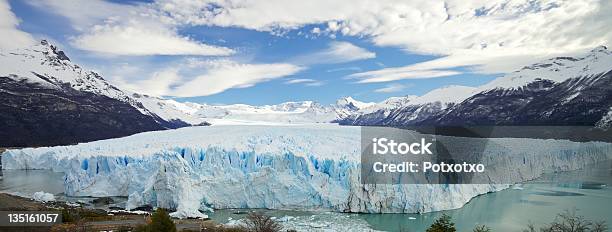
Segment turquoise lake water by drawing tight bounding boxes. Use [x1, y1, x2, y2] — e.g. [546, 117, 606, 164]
[210, 160, 612, 231]
[1, 161, 611, 231]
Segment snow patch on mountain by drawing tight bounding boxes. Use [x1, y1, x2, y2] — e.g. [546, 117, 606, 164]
[353, 96, 417, 116]
[480, 46, 612, 91]
[596, 107, 612, 129]
[409, 85, 477, 106]
[132, 94, 207, 125]
[0, 40, 141, 110]
[335, 96, 375, 110]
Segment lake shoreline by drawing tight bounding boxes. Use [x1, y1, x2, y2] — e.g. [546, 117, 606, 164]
[0, 192, 220, 231]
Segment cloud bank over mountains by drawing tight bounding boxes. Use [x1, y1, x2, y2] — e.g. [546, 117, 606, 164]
[6, 0, 612, 99]
[151, 0, 611, 70]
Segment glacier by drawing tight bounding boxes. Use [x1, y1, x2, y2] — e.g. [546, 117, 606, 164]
[2, 124, 611, 218]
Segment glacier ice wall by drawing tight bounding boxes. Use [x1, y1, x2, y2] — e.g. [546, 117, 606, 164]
[2, 125, 611, 218]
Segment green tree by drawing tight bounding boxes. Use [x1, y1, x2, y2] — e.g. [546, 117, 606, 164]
[426, 214, 456, 232]
[150, 208, 177, 232]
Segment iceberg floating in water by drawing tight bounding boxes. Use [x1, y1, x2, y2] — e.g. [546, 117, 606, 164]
[2, 124, 611, 218]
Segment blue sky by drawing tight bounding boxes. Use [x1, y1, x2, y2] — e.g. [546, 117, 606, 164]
[2, 0, 610, 105]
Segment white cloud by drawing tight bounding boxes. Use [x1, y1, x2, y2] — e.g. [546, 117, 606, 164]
[113, 68, 181, 96]
[172, 60, 303, 97]
[323, 41, 376, 62]
[153, 0, 362, 31]
[112, 59, 303, 97]
[154, 0, 612, 74]
[374, 83, 411, 93]
[25, 0, 137, 31]
[294, 41, 375, 64]
[285, 78, 314, 84]
[350, 68, 460, 83]
[27, 0, 234, 56]
[285, 78, 324, 86]
[306, 82, 324, 87]
[327, 66, 362, 73]
[0, 0, 35, 50]
[71, 23, 234, 56]
[21, 0, 612, 85]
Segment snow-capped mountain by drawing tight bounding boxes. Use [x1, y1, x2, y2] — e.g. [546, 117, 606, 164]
[161, 45, 611, 128]
[336, 96, 415, 125]
[0, 41, 200, 146]
[131, 94, 208, 126]
[335, 96, 375, 111]
[0, 41, 204, 127]
[333, 96, 375, 119]
[342, 46, 612, 128]
[338, 85, 477, 126]
[479, 46, 611, 91]
[0, 40, 374, 146]
[0, 41, 137, 107]
[3, 41, 608, 146]
[407, 85, 477, 106]
[364, 96, 417, 113]
[181, 97, 373, 125]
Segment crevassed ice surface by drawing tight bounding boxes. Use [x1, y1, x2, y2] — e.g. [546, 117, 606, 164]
[2, 124, 611, 218]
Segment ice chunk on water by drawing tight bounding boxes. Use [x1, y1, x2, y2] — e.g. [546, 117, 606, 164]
[32, 191, 55, 202]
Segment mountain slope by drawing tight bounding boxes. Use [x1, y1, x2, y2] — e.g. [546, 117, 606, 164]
[342, 46, 612, 128]
[338, 85, 476, 126]
[478, 46, 611, 91]
[0, 76, 166, 146]
[0, 41, 195, 146]
[431, 46, 612, 127]
[430, 71, 612, 126]
[132, 94, 207, 126]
